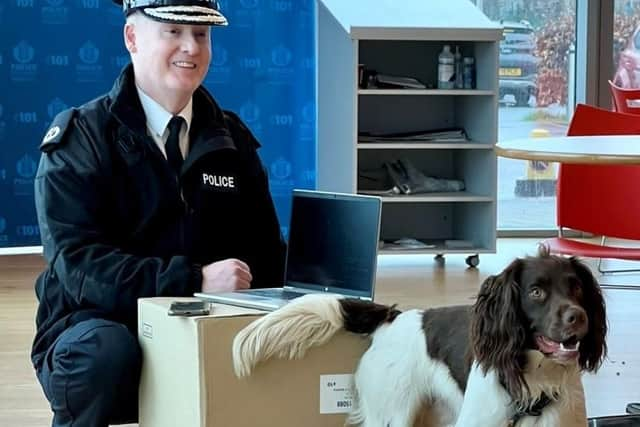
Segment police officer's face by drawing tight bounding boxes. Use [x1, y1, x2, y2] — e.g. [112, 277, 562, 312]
[125, 15, 211, 103]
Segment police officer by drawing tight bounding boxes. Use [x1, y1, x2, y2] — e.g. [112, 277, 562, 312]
[32, 1, 286, 425]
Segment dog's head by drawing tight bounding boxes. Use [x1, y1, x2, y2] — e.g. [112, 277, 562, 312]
[470, 246, 607, 402]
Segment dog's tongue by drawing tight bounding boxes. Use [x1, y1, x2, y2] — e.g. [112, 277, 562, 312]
[536, 335, 580, 358]
[536, 335, 561, 353]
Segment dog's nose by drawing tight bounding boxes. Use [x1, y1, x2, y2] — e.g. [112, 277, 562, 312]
[563, 306, 587, 327]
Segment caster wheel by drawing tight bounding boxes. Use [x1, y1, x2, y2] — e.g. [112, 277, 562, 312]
[434, 254, 445, 265]
[466, 254, 479, 268]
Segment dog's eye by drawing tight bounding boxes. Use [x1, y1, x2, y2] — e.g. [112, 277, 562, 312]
[529, 287, 546, 299]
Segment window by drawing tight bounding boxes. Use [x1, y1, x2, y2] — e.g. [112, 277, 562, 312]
[473, 0, 577, 230]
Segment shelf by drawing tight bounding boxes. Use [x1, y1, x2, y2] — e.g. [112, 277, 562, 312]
[379, 246, 493, 255]
[358, 89, 495, 96]
[317, 8, 500, 259]
[357, 142, 494, 149]
[359, 192, 494, 203]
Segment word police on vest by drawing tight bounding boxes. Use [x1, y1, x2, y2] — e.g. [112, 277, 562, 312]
[202, 173, 236, 189]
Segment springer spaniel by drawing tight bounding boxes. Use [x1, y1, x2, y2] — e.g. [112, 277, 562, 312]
[232, 248, 607, 427]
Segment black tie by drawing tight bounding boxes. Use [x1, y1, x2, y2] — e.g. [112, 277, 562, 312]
[166, 116, 184, 176]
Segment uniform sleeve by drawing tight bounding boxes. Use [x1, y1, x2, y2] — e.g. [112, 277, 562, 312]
[223, 111, 287, 288]
[36, 112, 202, 316]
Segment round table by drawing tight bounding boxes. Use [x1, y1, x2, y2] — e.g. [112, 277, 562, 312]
[495, 135, 640, 164]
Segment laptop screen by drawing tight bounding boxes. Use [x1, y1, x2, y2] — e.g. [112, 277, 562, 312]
[284, 190, 381, 298]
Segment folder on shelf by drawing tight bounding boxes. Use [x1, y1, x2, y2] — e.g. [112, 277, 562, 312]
[381, 238, 436, 250]
[358, 128, 468, 143]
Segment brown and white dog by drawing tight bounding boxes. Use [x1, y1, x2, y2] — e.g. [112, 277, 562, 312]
[232, 248, 607, 427]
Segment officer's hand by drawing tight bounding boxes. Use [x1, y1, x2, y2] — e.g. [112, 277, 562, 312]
[201, 259, 252, 293]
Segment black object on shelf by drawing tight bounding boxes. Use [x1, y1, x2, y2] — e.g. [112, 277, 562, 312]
[589, 414, 640, 426]
[628, 403, 640, 415]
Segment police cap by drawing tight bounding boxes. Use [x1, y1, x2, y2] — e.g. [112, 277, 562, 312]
[113, 0, 228, 26]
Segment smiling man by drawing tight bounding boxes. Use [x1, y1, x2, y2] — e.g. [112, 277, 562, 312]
[31, 1, 286, 426]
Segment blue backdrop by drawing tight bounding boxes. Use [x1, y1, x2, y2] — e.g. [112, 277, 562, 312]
[0, 0, 316, 247]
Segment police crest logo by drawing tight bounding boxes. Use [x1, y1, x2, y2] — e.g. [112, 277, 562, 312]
[43, 126, 61, 144]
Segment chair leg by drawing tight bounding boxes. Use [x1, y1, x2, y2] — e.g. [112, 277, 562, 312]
[597, 262, 640, 274]
[597, 236, 640, 274]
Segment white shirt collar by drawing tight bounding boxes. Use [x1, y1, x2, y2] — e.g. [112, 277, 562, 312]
[135, 85, 193, 139]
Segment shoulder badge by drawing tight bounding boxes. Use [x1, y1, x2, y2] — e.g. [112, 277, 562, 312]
[40, 108, 76, 152]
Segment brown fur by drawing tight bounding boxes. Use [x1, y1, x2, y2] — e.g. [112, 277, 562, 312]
[339, 299, 401, 333]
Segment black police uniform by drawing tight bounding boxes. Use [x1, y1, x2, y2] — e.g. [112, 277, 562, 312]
[31, 64, 286, 426]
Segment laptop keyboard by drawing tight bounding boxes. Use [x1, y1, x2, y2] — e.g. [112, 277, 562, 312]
[250, 289, 305, 300]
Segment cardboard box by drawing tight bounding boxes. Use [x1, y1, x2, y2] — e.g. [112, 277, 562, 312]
[138, 297, 370, 427]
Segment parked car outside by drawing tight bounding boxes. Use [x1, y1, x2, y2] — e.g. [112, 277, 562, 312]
[499, 20, 538, 106]
[614, 23, 640, 88]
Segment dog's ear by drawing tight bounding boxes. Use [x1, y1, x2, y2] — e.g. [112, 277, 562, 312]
[570, 257, 607, 371]
[471, 258, 528, 402]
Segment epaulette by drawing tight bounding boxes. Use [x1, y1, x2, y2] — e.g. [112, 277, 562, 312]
[40, 108, 77, 152]
[223, 109, 261, 148]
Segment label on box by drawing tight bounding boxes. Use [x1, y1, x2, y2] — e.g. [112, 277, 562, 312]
[319, 374, 355, 414]
[142, 322, 153, 339]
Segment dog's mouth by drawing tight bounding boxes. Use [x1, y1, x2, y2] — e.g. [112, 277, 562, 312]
[535, 334, 580, 361]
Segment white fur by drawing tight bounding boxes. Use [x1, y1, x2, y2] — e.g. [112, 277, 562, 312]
[457, 354, 586, 427]
[348, 310, 464, 427]
[232, 294, 344, 377]
[232, 295, 589, 427]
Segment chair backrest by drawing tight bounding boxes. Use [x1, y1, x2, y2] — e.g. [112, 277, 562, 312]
[608, 79, 640, 115]
[558, 103, 640, 239]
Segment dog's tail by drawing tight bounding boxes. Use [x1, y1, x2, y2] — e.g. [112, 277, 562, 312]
[232, 294, 401, 377]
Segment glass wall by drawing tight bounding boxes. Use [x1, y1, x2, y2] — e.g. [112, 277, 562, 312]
[474, 0, 577, 230]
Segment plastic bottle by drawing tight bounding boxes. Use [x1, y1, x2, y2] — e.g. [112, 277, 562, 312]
[438, 45, 454, 89]
[463, 56, 476, 89]
[454, 46, 463, 89]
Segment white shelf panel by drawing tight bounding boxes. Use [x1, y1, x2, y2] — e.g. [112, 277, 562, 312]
[358, 89, 495, 96]
[319, 0, 503, 40]
[351, 28, 503, 42]
[379, 247, 493, 255]
[357, 142, 494, 149]
[366, 192, 494, 203]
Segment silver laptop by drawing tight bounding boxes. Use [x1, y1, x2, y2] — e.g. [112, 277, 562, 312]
[194, 189, 382, 311]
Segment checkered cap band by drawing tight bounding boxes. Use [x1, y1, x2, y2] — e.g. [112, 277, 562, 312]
[143, 5, 227, 25]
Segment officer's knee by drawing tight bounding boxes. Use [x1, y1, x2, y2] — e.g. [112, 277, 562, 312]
[52, 320, 141, 391]
[91, 322, 140, 376]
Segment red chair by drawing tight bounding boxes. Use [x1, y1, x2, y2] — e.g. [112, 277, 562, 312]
[609, 79, 640, 115]
[543, 103, 640, 273]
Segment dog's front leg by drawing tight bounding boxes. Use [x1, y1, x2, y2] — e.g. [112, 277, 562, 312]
[454, 363, 513, 427]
